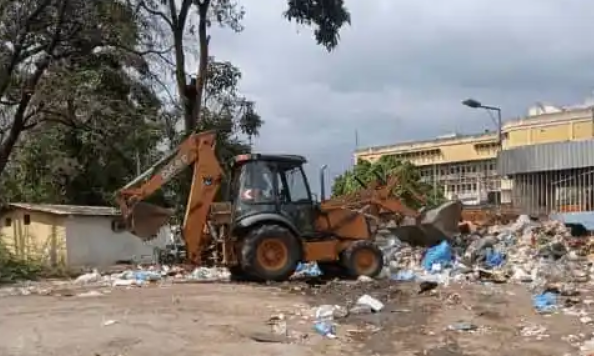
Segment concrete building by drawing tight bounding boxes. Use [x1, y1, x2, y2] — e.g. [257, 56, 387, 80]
[0, 203, 168, 268]
[355, 102, 594, 208]
[355, 131, 500, 204]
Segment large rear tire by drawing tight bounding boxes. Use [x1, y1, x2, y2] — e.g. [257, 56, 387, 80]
[241, 224, 301, 282]
[341, 240, 384, 279]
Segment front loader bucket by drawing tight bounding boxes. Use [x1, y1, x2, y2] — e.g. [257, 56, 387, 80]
[387, 200, 463, 247]
[121, 202, 174, 241]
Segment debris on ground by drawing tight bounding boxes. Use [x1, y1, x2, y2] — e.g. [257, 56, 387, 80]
[5, 213, 594, 354]
[283, 213, 594, 354]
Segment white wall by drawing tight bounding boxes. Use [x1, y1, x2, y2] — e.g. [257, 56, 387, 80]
[65, 215, 169, 267]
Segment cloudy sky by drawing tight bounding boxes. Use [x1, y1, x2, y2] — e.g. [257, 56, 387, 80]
[208, 0, 594, 192]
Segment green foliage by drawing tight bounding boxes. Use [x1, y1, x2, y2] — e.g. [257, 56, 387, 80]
[284, 0, 351, 51]
[0, 0, 159, 178]
[332, 156, 446, 209]
[0, 0, 352, 214]
[0, 0, 164, 206]
[0, 237, 43, 283]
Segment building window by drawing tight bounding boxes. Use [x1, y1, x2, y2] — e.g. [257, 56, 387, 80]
[4, 218, 11, 227]
[23, 214, 31, 225]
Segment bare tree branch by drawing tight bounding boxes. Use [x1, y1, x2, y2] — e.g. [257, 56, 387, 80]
[138, 0, 173, 28]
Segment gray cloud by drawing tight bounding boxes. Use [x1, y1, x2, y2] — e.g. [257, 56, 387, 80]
[208, 0, 594, 191]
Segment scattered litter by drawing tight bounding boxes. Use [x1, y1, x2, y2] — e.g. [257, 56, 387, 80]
[76, 290, 104, 297]
[267, 313, 287, 336]
[418, 281, 439, 294]
[74, 269, 101, 284]
[313, 320, 336, 338]
[391, 270, 416, 281]
[532, 292, 558, 313]
[356, 294, 384, 312]
[422, 241, 453, 272]
[519, 323, 549, 339]
[448, 322, 478, 331]
[313, 304, 340, 338]
[357, 275, 374, 282]
[485, 250, 505, 268]
[294, 262, 322, 278]
[102, 319, 118, 326]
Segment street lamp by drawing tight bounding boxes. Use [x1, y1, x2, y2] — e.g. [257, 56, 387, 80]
[463, 98, 504, 207]
[462, 98, 503, 147]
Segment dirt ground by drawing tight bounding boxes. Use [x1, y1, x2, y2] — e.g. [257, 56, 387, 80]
[0, 280, 591, 356]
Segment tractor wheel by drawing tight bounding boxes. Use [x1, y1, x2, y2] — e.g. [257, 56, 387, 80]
[341, 240, 384, 279]
[241, 224, 301, 282]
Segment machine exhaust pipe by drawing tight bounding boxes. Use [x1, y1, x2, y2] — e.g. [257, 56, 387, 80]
[320, 164, 328, 202]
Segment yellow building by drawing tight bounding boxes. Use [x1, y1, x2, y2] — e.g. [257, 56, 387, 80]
[355, 104, 594, 206]
[504, 104, 594, 149]
[0, 203, 167, 267]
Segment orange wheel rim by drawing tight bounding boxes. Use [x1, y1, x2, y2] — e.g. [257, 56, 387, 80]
[256, 239, 289, 271]
[354, 248, 379, 275]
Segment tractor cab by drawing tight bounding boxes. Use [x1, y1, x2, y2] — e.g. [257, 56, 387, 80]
[229, 153, 316, 237]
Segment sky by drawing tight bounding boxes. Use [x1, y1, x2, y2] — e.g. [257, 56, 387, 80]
[207, 0, 594, 193]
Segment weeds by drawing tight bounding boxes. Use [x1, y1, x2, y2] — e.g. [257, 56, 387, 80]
[0, 237, 43, 283]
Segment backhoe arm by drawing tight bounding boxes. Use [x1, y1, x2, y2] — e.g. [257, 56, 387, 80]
[321, 175, 423, 219]
[116, 130, 224, 264]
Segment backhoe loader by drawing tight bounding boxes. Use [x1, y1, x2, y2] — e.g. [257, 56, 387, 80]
[322, 174, 463, 247]
[115, 130, 461, 281]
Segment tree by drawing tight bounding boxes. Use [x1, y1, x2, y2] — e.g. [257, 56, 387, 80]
[134, 0, 351, 134]
[161, 57, 263, 214]
[0, 0, 165, 205]
[0, 0, 161, 177]
[332, 156, 445, 209]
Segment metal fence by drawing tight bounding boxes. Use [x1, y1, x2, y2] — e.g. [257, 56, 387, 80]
[508, 167, 594, 215]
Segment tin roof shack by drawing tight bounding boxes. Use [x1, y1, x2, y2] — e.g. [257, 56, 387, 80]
[0, 203, 167, 268]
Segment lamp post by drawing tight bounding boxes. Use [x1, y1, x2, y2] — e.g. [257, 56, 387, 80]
[462, 98, 503, 208]
[462, 98, 503, 148]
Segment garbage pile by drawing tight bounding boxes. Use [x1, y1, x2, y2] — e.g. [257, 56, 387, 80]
[376, 214, 594, 317]
[295, 214, 594, 313]
[72, 265, 231, 288]
[0, 265, 231, 297]
[383, 215, 592, 290]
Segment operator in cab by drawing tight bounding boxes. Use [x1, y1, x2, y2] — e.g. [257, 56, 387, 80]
[240, 164, 275, 202]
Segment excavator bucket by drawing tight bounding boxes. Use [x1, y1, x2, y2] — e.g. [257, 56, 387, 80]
[386, 200, 463, 247]
[122, 202, 174, 241]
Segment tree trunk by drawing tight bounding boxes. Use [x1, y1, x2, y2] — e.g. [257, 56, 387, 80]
[187, 0, 211, 134]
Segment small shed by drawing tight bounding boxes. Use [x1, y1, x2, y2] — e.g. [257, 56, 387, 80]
[0, 203, 168, 268]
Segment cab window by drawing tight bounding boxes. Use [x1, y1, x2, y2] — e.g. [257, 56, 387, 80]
[282, 166, 310, 203]
[238, 161, 277, 203]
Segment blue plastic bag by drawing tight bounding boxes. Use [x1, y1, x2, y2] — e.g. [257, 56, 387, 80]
[485, 250, 505, 268]
[532, 292, 558, 313]
[313, 321, 336, 338]
[295, 262, 322, 277]
[391, 270, 416, 281]
[422, 241, 453, 271]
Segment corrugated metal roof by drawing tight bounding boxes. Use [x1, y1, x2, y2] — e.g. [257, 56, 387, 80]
[498, 140, 594, 175]
[5, 203, 120, 216]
